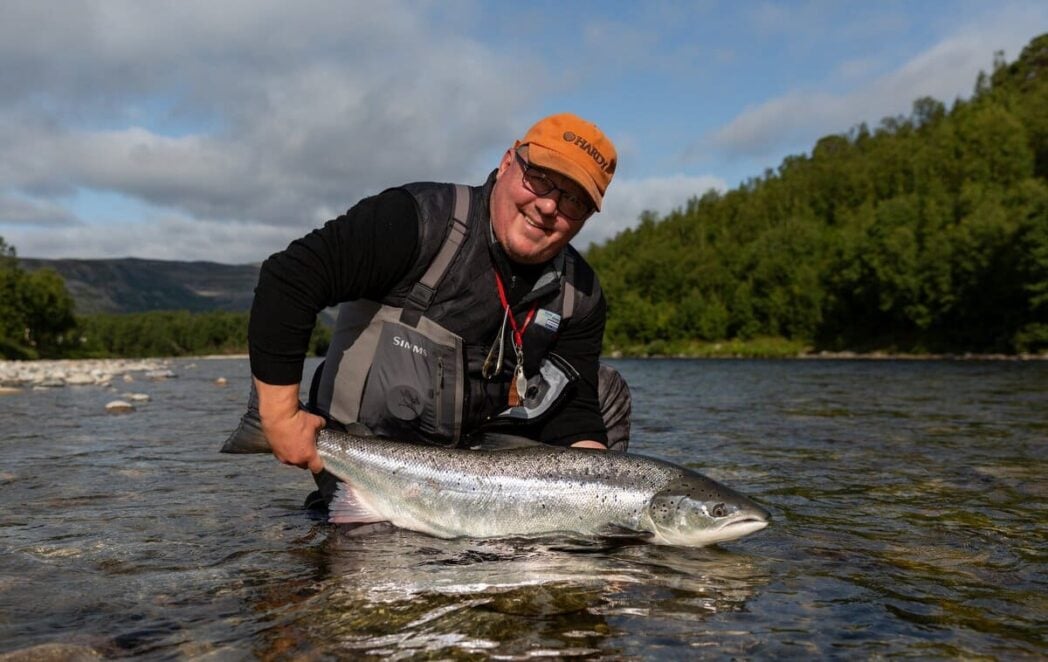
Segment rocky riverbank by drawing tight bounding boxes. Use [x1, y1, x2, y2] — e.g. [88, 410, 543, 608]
[0, 358, 177, 391]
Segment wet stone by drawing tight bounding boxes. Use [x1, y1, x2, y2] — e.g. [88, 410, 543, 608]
[105, 400, 135, 414]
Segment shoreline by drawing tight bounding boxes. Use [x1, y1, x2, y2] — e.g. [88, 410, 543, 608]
[1, 350, 1044, 372]
[3, 351, 1043, 395]
[0, 357, 176, 390]
[608, 351, 1048, 361]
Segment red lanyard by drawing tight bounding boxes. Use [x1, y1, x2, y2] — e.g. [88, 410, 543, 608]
[493, 270, 537, 348]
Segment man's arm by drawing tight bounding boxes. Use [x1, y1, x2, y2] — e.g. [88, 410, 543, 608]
[248, 189, 420, 468]
[538, 294, 609, 449]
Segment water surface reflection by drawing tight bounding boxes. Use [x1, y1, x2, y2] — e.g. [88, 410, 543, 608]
[240, 525, 769, 659]
[1, 357, 1045, 659]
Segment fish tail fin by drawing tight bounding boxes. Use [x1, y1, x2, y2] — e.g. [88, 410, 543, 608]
[328, 482, 387, 525]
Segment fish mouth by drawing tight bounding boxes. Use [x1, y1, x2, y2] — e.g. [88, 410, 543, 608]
[718, 516, 769, 541]
[702, 510, 771, 544]
[652, 511, 770, 547]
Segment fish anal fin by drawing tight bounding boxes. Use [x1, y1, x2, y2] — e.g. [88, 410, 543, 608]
[594, 524, 653, 541]
[328, 482, 387, 525]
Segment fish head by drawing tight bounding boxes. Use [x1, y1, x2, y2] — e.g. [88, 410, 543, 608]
[645, 476, 771, 547]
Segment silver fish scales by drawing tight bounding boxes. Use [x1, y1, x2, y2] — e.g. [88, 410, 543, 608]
[316, 428, 770, 547]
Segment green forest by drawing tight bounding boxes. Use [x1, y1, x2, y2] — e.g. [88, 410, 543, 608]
[0, 241, 329, 360]
[587, 34, 1048, 356]
[0, 237, 77, 359]
[2, 35, 1046, 360]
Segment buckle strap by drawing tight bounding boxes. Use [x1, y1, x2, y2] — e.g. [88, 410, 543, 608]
[561, 253, 576, 321]
[402, 184, 471, 324]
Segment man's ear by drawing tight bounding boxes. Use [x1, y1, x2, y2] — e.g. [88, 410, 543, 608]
[495, 148, 514, 179]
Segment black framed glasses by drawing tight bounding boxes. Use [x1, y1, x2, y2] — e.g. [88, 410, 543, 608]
[515, 152, 593, 221]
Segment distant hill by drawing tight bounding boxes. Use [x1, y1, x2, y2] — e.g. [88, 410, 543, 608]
[18, 257, 260, 315]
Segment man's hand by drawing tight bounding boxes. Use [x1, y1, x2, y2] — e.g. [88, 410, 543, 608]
[254, 378, 326, 473]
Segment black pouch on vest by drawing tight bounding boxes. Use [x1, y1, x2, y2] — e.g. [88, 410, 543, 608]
[357, 320, 463, 445]
[491, 352, 579, 423]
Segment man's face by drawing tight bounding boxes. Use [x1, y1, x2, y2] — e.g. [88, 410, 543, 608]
[489, 148, 594, 265]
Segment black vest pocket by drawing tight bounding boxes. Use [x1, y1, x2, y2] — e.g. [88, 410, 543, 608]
[358, 321, 461, 445]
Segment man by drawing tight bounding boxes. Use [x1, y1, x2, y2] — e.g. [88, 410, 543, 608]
[246, 112, 630, 499]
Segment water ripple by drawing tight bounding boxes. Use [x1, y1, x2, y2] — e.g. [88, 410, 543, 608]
[1, 357, 1046, 658]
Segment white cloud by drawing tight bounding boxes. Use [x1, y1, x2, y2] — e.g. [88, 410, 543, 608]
[0, 1, 541, 260]
[2, 1, 1045, 266]
[0, 194, 81, 227]
[2, 213, 297, 264]
[707, 13, 1044, 164]
[573, 174, 727, 250]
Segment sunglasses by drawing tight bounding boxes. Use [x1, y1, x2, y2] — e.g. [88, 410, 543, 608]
[514, 152, 593, 221]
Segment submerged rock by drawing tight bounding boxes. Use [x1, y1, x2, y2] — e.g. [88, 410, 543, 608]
[64, 373, 96, 386]
[0, 643, 102, 661]
[105, 400, 135, 414]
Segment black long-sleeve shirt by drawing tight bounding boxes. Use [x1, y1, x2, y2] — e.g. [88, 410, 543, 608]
[248, 187, 607, 446]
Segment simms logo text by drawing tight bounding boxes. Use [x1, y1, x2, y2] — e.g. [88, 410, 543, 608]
[562, 131, 615, 174]
[393, 335, 428, 357]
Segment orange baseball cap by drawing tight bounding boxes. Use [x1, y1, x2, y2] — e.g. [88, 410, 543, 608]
[516, 113, 617, 210]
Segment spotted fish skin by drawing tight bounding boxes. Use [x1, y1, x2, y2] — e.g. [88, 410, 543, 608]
[316, 429, 770, 547]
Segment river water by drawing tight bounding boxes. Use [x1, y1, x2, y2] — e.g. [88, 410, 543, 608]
[0, 357, 1045, 659]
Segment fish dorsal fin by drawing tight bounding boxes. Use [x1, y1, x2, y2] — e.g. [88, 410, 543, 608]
[328, 482, 387, 525]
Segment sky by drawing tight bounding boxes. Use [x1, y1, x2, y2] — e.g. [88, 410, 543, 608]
[1, 1, 1046, 264]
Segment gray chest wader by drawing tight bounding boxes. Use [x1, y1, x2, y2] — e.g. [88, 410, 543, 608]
[313, 185, 472, 447]
[302, 184, 584, 509]
[217, 184, 601, 456]
[311, 184, 584, 445]
[296, 185, 472, 510]
[217, 191, 472, 458]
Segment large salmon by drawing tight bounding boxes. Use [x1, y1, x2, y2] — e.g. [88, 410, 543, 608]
[316, 429, 770, 547]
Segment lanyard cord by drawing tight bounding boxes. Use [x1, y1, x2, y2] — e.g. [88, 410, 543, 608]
[492, 270, 537, 348]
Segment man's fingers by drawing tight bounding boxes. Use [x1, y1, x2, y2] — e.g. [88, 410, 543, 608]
[308, 456, 325, 475]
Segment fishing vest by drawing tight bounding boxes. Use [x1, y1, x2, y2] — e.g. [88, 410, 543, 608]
[313, 178, 602, 446]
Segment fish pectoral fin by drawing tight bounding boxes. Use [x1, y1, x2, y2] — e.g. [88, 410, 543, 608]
[328, 482, 387, 525]
[594, 525, 654, 541]
[549, 526, 654, 553]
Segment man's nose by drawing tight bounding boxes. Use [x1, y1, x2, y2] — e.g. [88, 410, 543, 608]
[533, 191, 561, 217]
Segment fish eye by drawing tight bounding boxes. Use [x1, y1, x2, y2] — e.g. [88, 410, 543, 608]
[710, 503, 728, 518]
